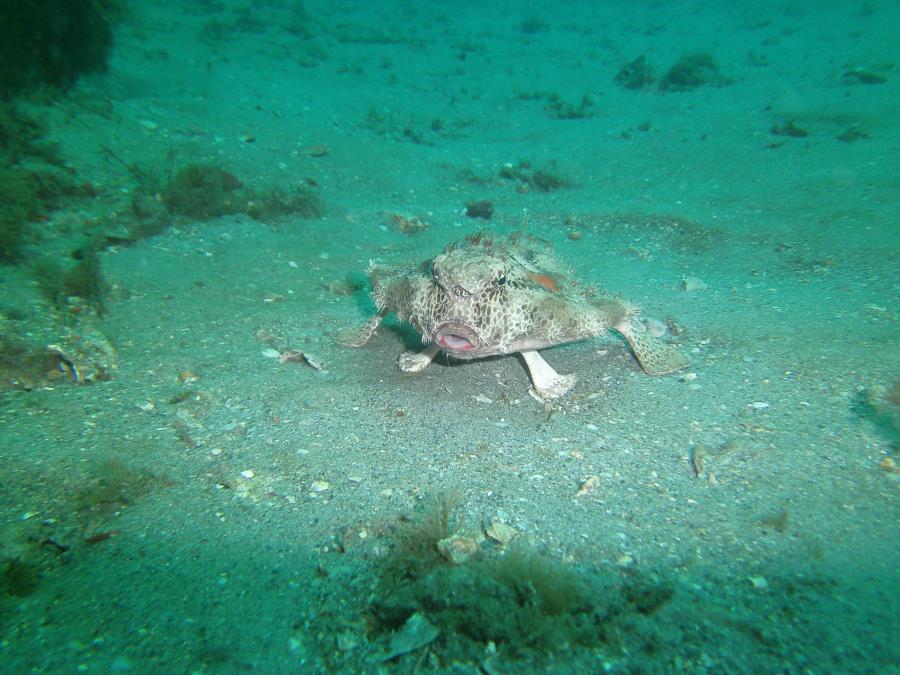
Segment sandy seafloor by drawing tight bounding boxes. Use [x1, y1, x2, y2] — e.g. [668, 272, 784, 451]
[1, 0, 899, 673]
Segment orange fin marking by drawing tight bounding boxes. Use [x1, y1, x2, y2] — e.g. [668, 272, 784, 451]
[528, 272, 560, 292]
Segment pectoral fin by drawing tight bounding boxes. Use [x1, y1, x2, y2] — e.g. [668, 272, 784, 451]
[335, 315, 382, 347]
[618, 320, 689, 375]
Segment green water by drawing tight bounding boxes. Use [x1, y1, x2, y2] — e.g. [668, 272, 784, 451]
[1, 1, 897, 672]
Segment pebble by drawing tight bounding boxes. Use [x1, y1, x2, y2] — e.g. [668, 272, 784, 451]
[616, 553, 635, 567]
[682, 276, 708, 291]
[299, 143, 328, 157]
[643, 317, 668, 338]
[485, 521, 517, 546]
[436, 534, 478, 564]
[576, 475, 600, 495]
[110, 656, 133, 671]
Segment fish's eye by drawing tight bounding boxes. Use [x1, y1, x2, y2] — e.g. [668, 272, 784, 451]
[495, 275, 506, 286]
[452, 285, 471, 298]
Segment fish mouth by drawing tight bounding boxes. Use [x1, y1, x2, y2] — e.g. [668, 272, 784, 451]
[435, 323, 481, 354]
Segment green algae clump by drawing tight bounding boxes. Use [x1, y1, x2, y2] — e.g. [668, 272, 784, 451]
[660, 52, 727, 91]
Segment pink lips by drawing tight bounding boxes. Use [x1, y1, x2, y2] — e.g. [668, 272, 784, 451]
[438, 333, 475, 351]
[435, 323, 479, 353]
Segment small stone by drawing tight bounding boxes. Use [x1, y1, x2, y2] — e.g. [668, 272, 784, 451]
[465, 200, 494, 220]
[390, 213, 429, 234]
[436, 534, 479, 564]
[681, 276, 708, 292]
[336, 631, 359, 651]
[375, 613, 440, 662]
[576, 475, 600, 496]
[616, 553, 635, 567]
[879, 457, 899, 473]
[643, 317, 668, 338]
[485, 521, 517, 546]
[310, 479, 331, 492]
[240, 469, 255, 479]
[300, 144, 328, 157]
[327, 279, 359, 296]
[749, 576, 769, 589]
